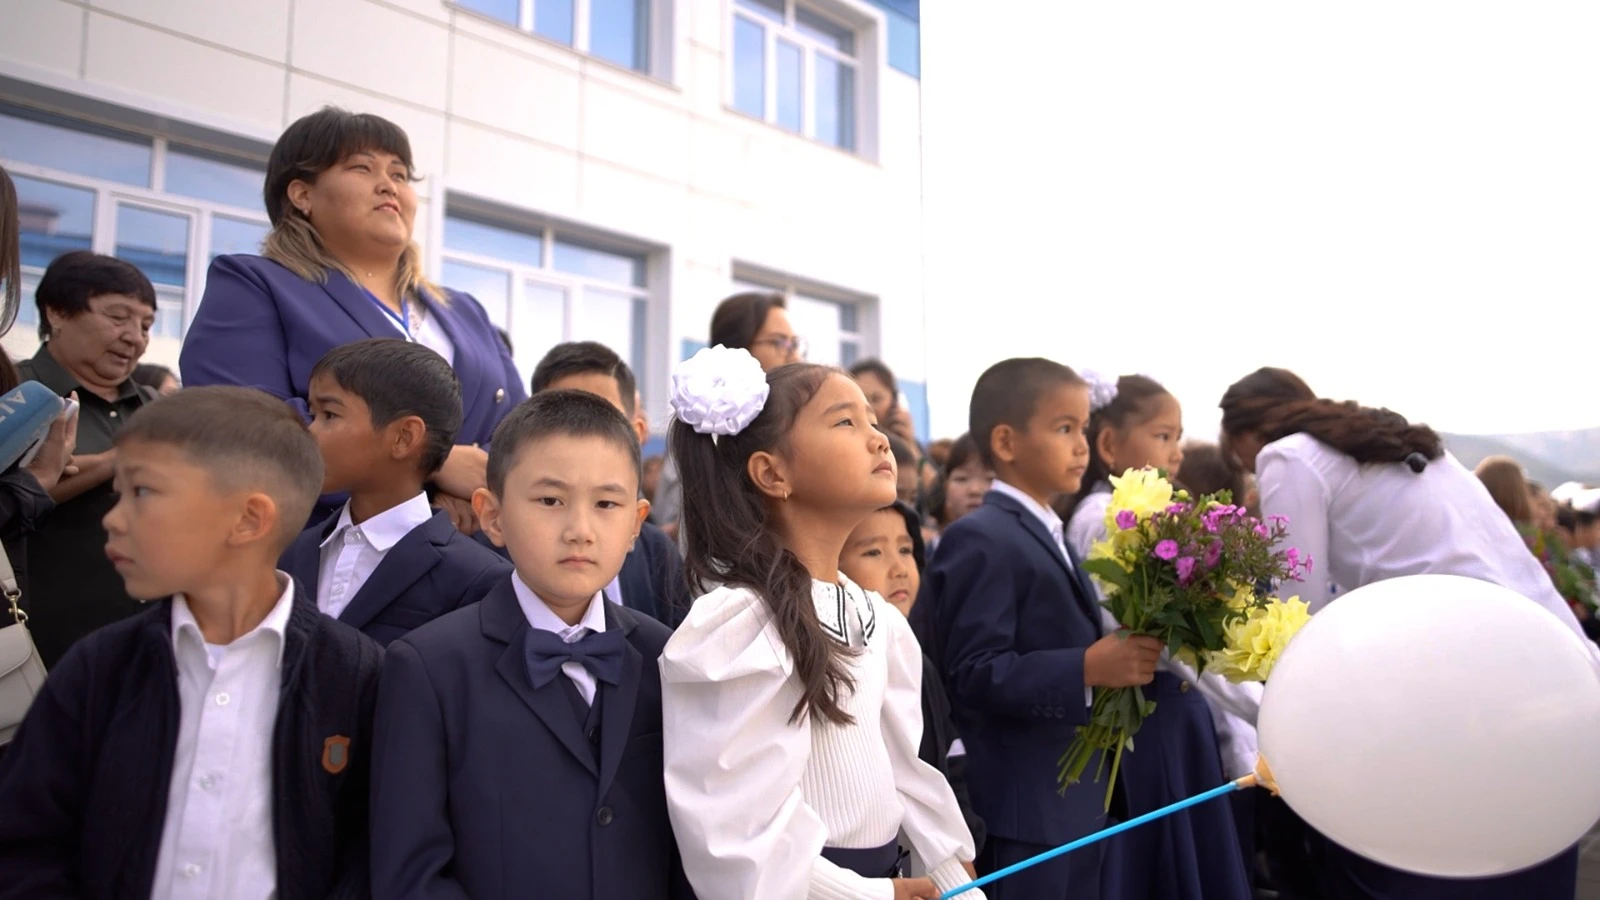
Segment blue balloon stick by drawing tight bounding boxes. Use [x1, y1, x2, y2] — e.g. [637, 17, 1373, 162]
[938, 775, 1256, 899]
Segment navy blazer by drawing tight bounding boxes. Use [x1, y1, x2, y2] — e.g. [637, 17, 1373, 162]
[618, 521, 691, 626]
[180, 254, 525, 444]
[370, 582, 693, 900]
[476, 521, 688, 627]
[0, 584, 381, 900]
[913, 489, 1112, 847]
[279, 509, 512, 646]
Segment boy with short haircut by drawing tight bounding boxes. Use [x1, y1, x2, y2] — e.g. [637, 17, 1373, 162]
[280, 338, 511, 646]
[370, 390, 692, 899]
[913, 358, 1163, 900]
[0, 386, 382, 899]
[529, 341, 689, 626]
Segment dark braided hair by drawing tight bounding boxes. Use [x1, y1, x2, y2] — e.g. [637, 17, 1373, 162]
[1219, 367, 1442, 467]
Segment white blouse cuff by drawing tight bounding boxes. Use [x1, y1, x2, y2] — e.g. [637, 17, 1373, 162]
[810, 858, 896, 900]
[929, 857, 984, 898]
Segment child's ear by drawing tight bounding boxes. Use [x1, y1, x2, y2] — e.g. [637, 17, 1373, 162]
[633, 416, 648, 448]
[990, 424, 1019, 467]
[746, 450, 791, 502]
[389, 415, 428, 463]
[230, 491, 280, 549]
[631, 498, 650, 549]
[1096, 425, 1119, 473]
[472, 487, 506, 548]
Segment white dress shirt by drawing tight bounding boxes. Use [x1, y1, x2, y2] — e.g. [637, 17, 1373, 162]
[150, 576, 294, 900]
[511, 575, 608, 705]
[373, 295, 455, 365]
[990, 479, 1094, 708]
[603, 574, 624, 610]
[317, 493, 434, 620]
[660, 576, 981, 900]
[1258, 433, 1590, 642]
[1066, 486, 1263, 777]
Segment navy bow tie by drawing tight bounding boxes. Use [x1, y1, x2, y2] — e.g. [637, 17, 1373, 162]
[524, 627, 626, 691]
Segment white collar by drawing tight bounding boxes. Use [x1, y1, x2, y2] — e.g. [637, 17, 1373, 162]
[319, 493, 434, 553]
[991, 479, 1065, 538]
[171, 572, 295, 669]
[512, 573, 608, 639]
[813, 573, 877, 647]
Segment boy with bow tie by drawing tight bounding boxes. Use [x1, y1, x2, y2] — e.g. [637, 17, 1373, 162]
[369, 390, 693, 899]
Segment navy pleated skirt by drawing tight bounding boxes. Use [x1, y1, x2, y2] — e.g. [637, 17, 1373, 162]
[1101, 672, 1253, 900]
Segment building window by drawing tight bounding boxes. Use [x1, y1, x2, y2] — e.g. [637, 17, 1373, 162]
[453, 0, 652, 73]
[442, 212, 649, 395]
[732, 275, 864, 367]
[1, 104, 269, 346]
[731, 0, 858, 151]
[865, 0, 918, 78]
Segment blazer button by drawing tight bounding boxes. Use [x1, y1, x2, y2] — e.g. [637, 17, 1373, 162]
[587, 727, 600, 745]
[1180, 680, 1192, 693]
[596, 806, 615, 827]
[495, 387, 506, 403]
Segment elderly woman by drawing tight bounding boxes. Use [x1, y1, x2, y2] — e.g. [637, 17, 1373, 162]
[180, 107, 524, 530]
[16, 251, 156, 665]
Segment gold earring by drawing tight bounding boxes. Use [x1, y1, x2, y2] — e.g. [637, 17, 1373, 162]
[782, 490, 789, 502]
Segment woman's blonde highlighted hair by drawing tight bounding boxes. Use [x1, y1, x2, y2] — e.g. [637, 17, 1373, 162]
[262, 107, 441, 303]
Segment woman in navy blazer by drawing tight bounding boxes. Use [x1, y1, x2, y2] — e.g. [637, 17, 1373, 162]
[180, 107, 525, 528]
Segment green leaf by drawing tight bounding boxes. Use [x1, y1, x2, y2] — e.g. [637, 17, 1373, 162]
[1082, 558, 1133, 591]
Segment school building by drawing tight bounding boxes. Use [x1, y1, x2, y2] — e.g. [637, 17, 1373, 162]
[0, 0, 931, 447]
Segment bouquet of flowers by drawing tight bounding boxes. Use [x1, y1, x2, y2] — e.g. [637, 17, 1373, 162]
[1521, 524, 1598, 617]
[1057, 469, 1312, 809]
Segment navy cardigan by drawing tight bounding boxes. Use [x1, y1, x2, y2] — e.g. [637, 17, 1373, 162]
[0, 584, 383, 900]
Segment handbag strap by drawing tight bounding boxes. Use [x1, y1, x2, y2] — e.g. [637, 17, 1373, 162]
[0, 541, 22, 626]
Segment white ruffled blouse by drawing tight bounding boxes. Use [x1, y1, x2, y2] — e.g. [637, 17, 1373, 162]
[660, 575, 981, 900]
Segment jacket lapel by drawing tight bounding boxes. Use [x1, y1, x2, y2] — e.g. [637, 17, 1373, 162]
[336, 512, 449, 631]
[483, 584, 600, 778]
[596, 603, 642, 799]
[986, 492, 1103, 628]
[286, 519, 334, 598]
[320, 269, 404, 339]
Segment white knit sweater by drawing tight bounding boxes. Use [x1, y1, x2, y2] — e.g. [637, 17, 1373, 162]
[660, 575, 981, 900]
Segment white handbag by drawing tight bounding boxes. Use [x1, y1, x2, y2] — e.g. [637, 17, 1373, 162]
[0, 543, 46, 745]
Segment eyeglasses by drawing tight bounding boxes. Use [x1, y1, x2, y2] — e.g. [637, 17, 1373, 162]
[753, 335, 808, 358]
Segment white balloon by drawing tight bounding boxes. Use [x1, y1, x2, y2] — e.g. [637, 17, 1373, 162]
[1258, 574, 1600, 878]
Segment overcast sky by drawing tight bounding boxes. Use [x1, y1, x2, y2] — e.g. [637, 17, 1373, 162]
[917, 1, 1600, 444]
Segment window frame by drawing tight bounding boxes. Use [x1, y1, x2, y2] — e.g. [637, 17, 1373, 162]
[449, 0, 665, 78]
[729, 0, 863, 151]
[2, 130, 270, 336]
[439, 211, 653, 403]
[730, 268, 871, 368]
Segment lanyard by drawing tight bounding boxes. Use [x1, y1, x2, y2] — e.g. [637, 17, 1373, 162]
[365, 290, 413, 342]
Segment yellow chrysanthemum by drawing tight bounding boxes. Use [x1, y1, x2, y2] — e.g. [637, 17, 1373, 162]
[1206, 597, 1310, 683]
[1225, 583, 1256, 610]
[1102, 468, 1175, 535]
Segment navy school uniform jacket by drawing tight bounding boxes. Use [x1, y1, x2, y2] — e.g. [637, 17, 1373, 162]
[0, 584, 382, 900]
[912, 489, 1112, 847]
[370, 579, 694, 900]
[475, 520, 690, 627]
[280, 508, 513, 646]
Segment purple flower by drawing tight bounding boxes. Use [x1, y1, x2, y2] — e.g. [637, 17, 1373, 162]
[1204, 541, 1222, 569]
[1175, 556, 1197, 583]
[1153, 540, 1179, 561]
[1166, 503, 1191, 515]
[1254, 523, 1269, 539]
[1115, 509, 1138, 531]
[1268, 514, 1289, 525]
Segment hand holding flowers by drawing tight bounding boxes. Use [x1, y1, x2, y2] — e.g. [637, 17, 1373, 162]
[1058, 469, 1312, 809]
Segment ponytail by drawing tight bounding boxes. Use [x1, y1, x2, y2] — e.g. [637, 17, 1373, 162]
[671, 363, 855, 725]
